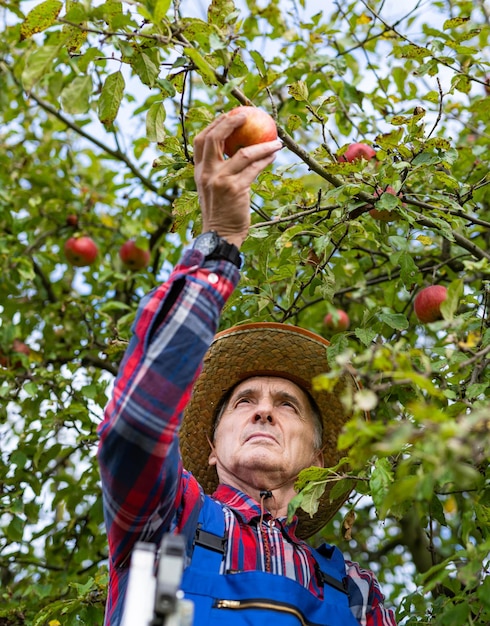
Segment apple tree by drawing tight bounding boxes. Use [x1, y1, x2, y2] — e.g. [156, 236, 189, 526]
[0, 0, 489, 624]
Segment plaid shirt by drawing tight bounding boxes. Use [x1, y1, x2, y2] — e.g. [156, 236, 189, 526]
[97, 249, 397, 626]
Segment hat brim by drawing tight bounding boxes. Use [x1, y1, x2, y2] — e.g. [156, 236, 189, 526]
[181, 322, 360, 539]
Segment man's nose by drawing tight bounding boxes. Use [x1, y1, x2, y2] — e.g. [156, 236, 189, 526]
[253, 404, 274, 423]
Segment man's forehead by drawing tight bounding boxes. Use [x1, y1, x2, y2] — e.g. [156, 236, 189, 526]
[231, 375, 308, 398]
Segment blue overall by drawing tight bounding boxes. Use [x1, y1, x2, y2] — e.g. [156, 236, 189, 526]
[180, 498, 360, 626]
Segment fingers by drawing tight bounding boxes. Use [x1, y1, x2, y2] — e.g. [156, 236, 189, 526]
[224, 140, 282, 176]
[193, 112, 247, 163]
[193, 112, 282, 249]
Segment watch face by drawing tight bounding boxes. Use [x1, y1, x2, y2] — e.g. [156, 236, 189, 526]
[193, 231, 219, 256]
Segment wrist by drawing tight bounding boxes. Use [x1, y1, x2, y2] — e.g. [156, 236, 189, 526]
[192, 232, 242, 269]
[219, 233, 246, 248]
[201, 225, 247, 249]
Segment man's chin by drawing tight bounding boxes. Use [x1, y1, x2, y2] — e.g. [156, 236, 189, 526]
[236, 449, 283, 472]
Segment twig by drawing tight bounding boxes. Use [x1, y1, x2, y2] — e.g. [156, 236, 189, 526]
[459, 344, 490, 369]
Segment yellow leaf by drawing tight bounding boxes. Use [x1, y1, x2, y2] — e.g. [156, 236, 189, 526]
[99, 213, 117, 228]
[20, 0, 62, 39]
[458, 332, 481, 349]
[416, 235, 433, 246]
[382, 29, 398, 39]
[309, 33, 323, 43]
[49, 621, 61, 626]
[357, 13, 372, 25]
[443, 495, 457, 514]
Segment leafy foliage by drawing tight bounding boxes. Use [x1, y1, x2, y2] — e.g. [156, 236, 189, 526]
[0, 1, 489, 624]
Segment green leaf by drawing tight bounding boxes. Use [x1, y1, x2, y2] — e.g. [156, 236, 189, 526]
[380, 475, 419, 517]
[465, 382, 488, 399]
[288, 81, 309, 102]
[396, 251, 421, 287]
[378, 312, 409, 330]
[208, 0, 238, 28]
[440, 278, 463, 321]
[60, 75, 93, 115]
[432, 170, 460, 191]
[98, 70, 125, 126]
[21, 45, 61, 91]
[146, 102, 166, 143]
[154, 0, 171, 21]
[370, 458, 394, 519]
[297, 481, 326, 517]
[354, 327, 377, 346]
[250, 50, 267, 76]
[430, 494, 447, 526]
[184, 47, 217, 84]
[451, 74, 471, 94]
[23, 382, 38, 396]
[7, 515, 24, 542]
[132, 51, 160, 88]
[412, 152, 441, 166]
[440, 602, 470, 625]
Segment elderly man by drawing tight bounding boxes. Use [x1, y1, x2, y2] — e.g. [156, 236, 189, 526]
[97, 112, 397, 625]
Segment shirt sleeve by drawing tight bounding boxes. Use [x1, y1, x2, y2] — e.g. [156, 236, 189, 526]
[97, 249, 240, 567]
[345, 560, 397, 626]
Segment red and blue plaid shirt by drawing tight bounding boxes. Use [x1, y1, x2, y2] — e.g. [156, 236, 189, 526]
[97, 249, 397, 626]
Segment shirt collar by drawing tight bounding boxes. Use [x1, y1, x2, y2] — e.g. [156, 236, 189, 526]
[212, 483, 301, 537]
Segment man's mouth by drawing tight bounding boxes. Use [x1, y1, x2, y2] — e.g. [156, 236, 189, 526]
[245, 432, 278, 444]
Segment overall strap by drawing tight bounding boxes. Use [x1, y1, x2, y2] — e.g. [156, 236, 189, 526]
[312, 543, 350, 596]
[190, 497, 226, 572]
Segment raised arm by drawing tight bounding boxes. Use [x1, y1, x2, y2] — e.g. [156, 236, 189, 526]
[97, 112, 281, 567]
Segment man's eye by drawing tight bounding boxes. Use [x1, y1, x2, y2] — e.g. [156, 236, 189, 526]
[236, 397, 251, 405]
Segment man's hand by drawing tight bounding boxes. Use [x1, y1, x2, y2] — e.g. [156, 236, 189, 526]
[193, 111, 282, 249]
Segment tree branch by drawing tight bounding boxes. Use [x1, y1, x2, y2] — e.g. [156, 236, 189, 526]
[24, 89, 162, 195]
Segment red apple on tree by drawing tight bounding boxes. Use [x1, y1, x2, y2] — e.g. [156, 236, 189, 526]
[323, 309, 350, 331]
[119, 239, 151, 270]
[414, 285, 448, 323]
[224, 106, 278, 157]
[0, 339, 30, 368]
[66, 214, 79, 228]
[369, 186, 403, 222]
[339, 142, 376, 163]
[64, 236, 98, 267]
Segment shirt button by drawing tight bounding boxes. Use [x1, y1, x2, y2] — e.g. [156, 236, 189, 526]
[208, 273, 219, 284]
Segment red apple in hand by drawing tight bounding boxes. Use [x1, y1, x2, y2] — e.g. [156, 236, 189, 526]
[119, 240, 151, 270]
[414, 285, 448, 323]
[323, 309, 350, 331]
[224, 107, 278, 157]
[64, 236, 98, 267]
[339, 142, 376, 163]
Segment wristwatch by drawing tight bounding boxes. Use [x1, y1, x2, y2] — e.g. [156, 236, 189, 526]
[192, 231, 242, 269]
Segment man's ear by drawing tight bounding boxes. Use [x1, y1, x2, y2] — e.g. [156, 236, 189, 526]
[206, 433, 217, 466]
[313, 449, 324, 468]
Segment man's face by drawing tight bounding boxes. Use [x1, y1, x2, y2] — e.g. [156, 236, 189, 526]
[208, 376, 323, 490]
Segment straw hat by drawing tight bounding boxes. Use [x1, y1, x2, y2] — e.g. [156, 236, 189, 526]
[181, 322, 360, 539]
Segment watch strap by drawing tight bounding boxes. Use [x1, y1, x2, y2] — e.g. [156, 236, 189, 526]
[206, 237, 242, 269]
